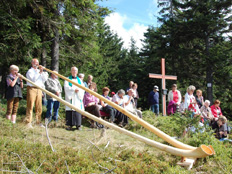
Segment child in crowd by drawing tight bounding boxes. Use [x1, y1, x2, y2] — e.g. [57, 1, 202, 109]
[179, 96, 185, 114]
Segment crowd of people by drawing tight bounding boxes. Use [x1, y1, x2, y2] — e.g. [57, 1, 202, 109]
[5, 60, 141, 130]
[5, 60, 230, 140]
[148, 84, 230, 141]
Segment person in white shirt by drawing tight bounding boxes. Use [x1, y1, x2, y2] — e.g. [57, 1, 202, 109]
[112, 89, 128, 127]
[25, 58, 48, 128]
[184, 85, 200, 118]
[112, 89, 125, 107]
[124, 89, 142, 118]
[64, 67, 85, 130]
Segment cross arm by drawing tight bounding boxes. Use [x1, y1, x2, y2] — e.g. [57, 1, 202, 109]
[149, 73, 162, 79]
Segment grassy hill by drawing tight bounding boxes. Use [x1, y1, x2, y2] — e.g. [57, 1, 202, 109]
[0, 99, 232, 173]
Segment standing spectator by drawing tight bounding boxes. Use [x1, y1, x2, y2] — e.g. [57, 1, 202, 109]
[184, 85, 200, 117]
[148, 86, 159, 115]
[210, 100, 223, 120]
[196, 89, 204, 108]
[87, 75, 93, 87]
[25, 58, 48, 128]
[64, 67, 85, 130]
[45, 71, 62, 123]
[200, 100, 213, 123]
[100, 87, 117, 123]
[83, 82, 101, 128]
[6, 65, 23, 124]
[78, 73, 88, 88]
[124, 89, 142, 118]
[132, 83, 139, 108]
[167, 84, 181, 115]
[126, 81, 134, 92]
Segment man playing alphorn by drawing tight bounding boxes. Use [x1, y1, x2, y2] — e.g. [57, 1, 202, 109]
[25, 58, 48, 128]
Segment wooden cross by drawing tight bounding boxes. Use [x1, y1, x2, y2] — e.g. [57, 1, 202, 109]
[149, 58, 177, 116]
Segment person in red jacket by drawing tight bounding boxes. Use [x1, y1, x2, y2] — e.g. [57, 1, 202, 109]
[210, 100, 222, 121]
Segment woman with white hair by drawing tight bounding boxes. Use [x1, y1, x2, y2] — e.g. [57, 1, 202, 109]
[200, 100, 213, 123]
[184, 85, 200, 117]
[6, 65, 23, 123]
[78, 73, 88, 88]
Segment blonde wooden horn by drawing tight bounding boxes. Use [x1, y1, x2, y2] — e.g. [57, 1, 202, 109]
[20, 74, 214, 158]
[42, 67, 196, 150]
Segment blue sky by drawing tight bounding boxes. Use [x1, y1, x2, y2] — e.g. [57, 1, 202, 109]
[97, 0, 160, 49]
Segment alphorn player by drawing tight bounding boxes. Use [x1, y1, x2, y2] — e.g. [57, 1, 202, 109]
[25, 58, 48, 128]
[64, 67, 85, 130]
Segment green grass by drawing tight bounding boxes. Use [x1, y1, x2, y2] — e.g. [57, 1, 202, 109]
[0, 99, 232, 173]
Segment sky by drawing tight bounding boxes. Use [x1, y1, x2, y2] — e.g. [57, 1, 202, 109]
[97, 0, 160, 50]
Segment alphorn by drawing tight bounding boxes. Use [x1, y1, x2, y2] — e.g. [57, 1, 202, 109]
[43, 67, 198, 150]
[20, 75, 214, 158]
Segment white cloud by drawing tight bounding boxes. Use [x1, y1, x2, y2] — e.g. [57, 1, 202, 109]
[104, 12, 148, 50]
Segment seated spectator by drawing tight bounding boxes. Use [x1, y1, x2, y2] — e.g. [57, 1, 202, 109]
[124, 89, 142, 118]
[112, 89, 128, 127]
[83, 82, 101, 128]
[167, 84, 181, 115]
[196, 89, 204, 109]
[132, 83, 139, 108]
[179, 96, 185, 114]
[210, 100, 222, 121]
[112, 89, 125, 107]
[45, 71, 62, 123]
[110, 91, 115, 100]
[211, 116, 228, 140]
[78, 73, 88, 88]
[100, 87, 117, 123]
[184, 85, 200, 118]
[6, 65, 23, 124]
[200, 100, 213, 123]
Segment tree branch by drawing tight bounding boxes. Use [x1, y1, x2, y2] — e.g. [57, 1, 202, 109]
[45, 118, 55, 152]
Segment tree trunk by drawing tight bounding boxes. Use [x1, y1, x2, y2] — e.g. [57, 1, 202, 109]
[51, 28, 59, 71]
[41, 44, 47, 67]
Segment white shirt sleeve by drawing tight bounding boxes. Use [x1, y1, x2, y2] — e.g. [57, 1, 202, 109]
[184, 93, 190, 109]
[177, 90, 182, 105]
[41, 72, 48, 83]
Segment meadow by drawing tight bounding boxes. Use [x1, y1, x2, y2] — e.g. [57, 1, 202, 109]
[0, 99, 231, 174]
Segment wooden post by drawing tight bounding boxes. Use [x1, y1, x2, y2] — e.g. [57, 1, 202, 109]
[149, 58, 177, 116]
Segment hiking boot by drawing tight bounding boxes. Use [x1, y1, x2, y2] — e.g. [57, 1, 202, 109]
[118, 122, 123, 128]
[66, 126, 74, 131]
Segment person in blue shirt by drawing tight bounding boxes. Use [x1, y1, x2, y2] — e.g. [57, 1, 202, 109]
[148, 85, 159, 115]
